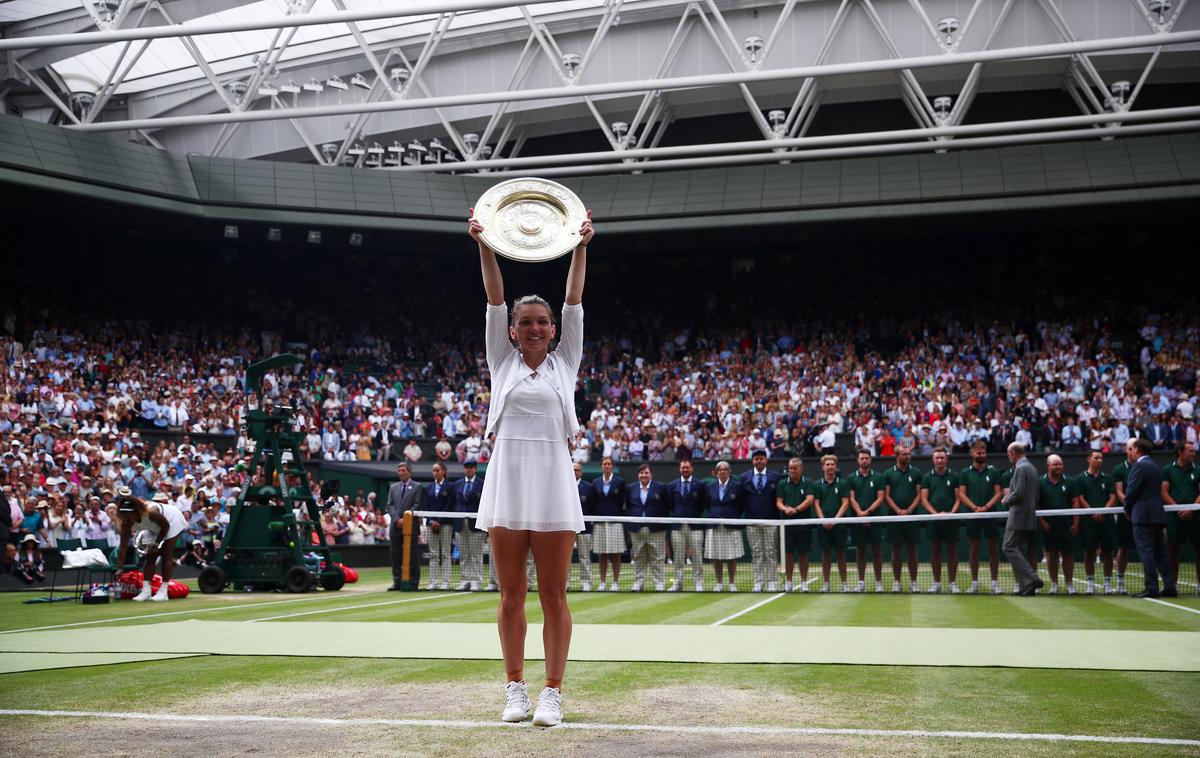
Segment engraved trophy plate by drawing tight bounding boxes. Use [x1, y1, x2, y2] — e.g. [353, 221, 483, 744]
[474, 177, 586, 262]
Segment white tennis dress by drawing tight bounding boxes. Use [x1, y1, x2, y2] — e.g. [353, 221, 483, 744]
[475, 302, 584, 533]
[133, 501, 189, 545]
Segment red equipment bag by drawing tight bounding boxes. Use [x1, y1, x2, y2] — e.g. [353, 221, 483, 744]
[336, 564, 359, 583]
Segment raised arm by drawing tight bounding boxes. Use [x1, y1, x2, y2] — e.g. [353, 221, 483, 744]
[469, 207, 504, 306]
[564, 210, 593, 306]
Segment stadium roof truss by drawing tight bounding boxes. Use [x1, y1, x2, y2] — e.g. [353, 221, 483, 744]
[1, 0, 1198, 175]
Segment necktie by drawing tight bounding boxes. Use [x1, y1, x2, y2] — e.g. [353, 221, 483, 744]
[683, 480, 689, 497]
[756, 473, 763, 493]
[465, 480, 472, 496]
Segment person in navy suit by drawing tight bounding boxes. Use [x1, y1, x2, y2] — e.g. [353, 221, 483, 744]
[1124, 438, 1177, 598]
[668, 458, 708, 592]
[590, 457, 626, 591]
[740, 450, 782, 591]
[574, 462, 595, 591]
[704, 461, 744, 591]
[424, 461, 455, 590]
[1142, 416, 1172, 451]
[624, 463, 669, 591]
[455, 459, 489, 590]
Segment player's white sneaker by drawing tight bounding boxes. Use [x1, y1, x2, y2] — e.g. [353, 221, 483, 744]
[695, 581, 704, 593]
[1067, 584, 1077, 595]
[502, 681, 531, 722]
[820, 582, 830, 593]
[950, 582, 960, 594]
[631, 581, 643, 592]
[485, 582, 499, 592]
[752, 583, 763, 593]
[532, 687, 563, 727]
[784, 581, 794, 592]
[840, 582, 850, 593]
[1117, 579, 1127, 594]
[133, 582, 152, 602]
[800, 581, 809, 593]
[875, 582, 884, 593]
[1049, 583, 1059, 595]
[766, 582, 778, 592]
[968, 580, 979, 594]
[150, 585, 169, 602]
[713, 582, 723, 592]
[653, 583, 665, 592]
[1104, 582, 1114, 595]
[608, 582, 619, 592]
[991, 580, 1001, 594]
[1086, 578, 1095, 595]
[668, 581, 680, 592]
[581, 582, 591, 592]
[728, 583, 738, 593]
[892, 580, 901, 593]
[910, 581, 919, 594]
[856, 580, 866, 593]
[596, 581, 606, 592]
[930, 582, 941, 594]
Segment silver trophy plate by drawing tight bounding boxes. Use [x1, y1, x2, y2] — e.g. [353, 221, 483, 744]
[474, 177, 586, 262]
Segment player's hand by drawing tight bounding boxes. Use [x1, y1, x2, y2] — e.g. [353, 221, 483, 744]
[1070, 524, 1078, 536]
[1040, 519, 1050, 532]
[430, 520, 440, 531]
[578, 210, 594, 247]
[1092, 513, 1103, 523]
[1181, 510, 1195, 521]
[467, 208, 485, 242]
[824, 522, 833, 531]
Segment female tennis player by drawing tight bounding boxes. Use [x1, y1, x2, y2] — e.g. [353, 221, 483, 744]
[468, 206, 593, 727]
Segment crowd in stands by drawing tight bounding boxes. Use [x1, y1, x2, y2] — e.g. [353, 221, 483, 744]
[2, 242, 1197, 582]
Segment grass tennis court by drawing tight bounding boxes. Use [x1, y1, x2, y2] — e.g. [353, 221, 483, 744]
[3, 568, 1199, 757]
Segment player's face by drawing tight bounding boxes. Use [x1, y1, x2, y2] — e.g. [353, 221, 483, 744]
[897, 448, 911, 466]
[822, 459, 837, 478]
[1126, 441, 1138, 463]
[602, 459, 613, 476]
[972, 448, 988, 466]
[1088, 452, 1104, 471]
[679, 460, 692, 479]
[638, 469, 652, 486]
[933, 452, 947, 471]
[510, 304, 555, 357]
[573, 463, 583, 480]
[716, 465, 730, 482]
[1048, 458, 1063, 477]
[857, 453, 871, 470]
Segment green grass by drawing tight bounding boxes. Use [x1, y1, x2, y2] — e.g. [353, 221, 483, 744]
[3, 567, 1199, 756]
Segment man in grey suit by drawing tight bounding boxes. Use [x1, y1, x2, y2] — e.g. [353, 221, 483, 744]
[1124, 437, 1177, 598]
[386, 461, 424, 591]
[1001, 442, 1044, 595]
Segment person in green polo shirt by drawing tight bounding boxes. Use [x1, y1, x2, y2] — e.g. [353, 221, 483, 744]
[776, 457, 815, 593]
[1075, 450, 1117, 594]
[1111, 455, 1134, 594]
[959, 440, 1004, 594]
[921, 447, 961, 593]
[812, 454, 851, 593]
[847, 448, 886, 593]
[1038, 454, 1079, 594]
[884, 445, 923, 593]
[1162, 441, 1199, 592]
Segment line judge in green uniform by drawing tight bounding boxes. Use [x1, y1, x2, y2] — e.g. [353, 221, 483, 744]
[775, 457, 814, 593]
[1075, 450, 1117, 594]
[958, 440, 1003, 594]
[1038, 454, 1079, 595]
[884, 445, 923, 593]
[811, 454, 851, 593]
[1162, 441, 1199, 591]
[1111, 453, 1135, 593]
[847, 448, 886, 593]
[921, 447, 961, 593]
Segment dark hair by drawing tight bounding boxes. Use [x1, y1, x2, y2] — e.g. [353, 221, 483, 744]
[637, 463, 652, 473]
[1133, 438, 1153, 455]
[970, 440, 988, 451]
[856, 447, 872, 456]
[932, 446, 949, 455]
[510, 295, 554, 327]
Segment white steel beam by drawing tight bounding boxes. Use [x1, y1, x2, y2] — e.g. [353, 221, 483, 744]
[0, 0, 570, 51]
[386, 105, 1200, 172]
[63, 29, 1200, 133]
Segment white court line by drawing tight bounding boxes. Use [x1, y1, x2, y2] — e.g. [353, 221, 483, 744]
[712, 592, 785, 626]
[1, 709, 1196, 747]
[1143, 597, 1200, 616]
[247, 592, 468, 622]
[0, 591, 373, 635]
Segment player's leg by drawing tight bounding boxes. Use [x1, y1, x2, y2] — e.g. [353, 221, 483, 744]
[931, 538, 944, 587]
[151, 537, 178, 601]
[529, 530, 576, 687]
[490, 527, 532, 686]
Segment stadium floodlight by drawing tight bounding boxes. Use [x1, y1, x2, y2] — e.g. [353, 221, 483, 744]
[258, 79, 279, 97]
[405, 139, 428, 165]
[307, 230, 322, 244]
[933, 96, 953, 119]
[367, 141, 385, 154]
[284, 0, 305, 13]
[767, 109, 786, 136]
[611, 121, 629, 143]
[226, 80, 248, 102]
[463, 132, 480, 153]
[321, 142, 338, 163]
[479, 145, 493, 159]
[280, 80, 301, 95]
[349, 232, 364, 246]
[303, 78, 324, 93]
[1110, 80, 1131, 108]
[93, 0, 120, 26]
[224, 225, 239, 239]
[266, 227, 282, 241]
[326, 75, 348, 91]
[347, 141, 366, 156]
[390, 67, 411, 91]
[384, 150, 401, 167]
[387, 140, 404, 154]
[937, 17, 960, 46]
[743, 35, 765, 65]
[69, 92, 95, 118]
[429, 137, 448, 162]
[351, 73, 371, 90]
[365, 151, 382, 168]
[562, 52, 582, 78]
[1149, 0, 1172, 23]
